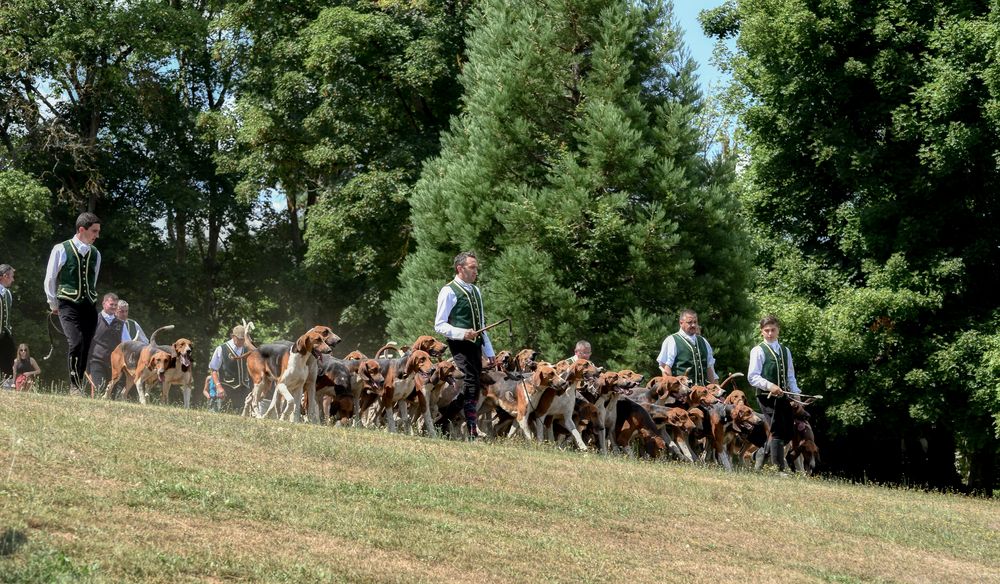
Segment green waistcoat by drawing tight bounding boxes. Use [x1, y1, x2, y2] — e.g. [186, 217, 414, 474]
[219, 343, 251, 392]
[56, 240, 98, 303]
[125, 319, 139, 340]
[673, 333, 710, 386]
[0, 289, 10, 335]
[759, 342, 790, 389]
[448, 280, 484, 346]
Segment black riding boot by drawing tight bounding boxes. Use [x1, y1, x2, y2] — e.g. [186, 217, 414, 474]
[769, 438, 787, 471]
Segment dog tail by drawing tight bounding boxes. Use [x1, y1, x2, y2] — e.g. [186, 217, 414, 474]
[718, 372, 745, 389]
[148, 325, 175, 348]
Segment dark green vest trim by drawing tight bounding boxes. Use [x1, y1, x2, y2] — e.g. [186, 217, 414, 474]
[447, 280, 484, 345]
[56, 240, 98, 303]
[219, 342, 250, 391]
[0, 289, 10, 335]
[672, 333, 709, 385]
[759, 342, 789, 389]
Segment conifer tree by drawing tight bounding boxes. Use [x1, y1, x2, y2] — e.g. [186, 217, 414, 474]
[388, 0, 752, 372]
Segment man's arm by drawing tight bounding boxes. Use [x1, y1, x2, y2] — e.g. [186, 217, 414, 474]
[43, 244, 65, 312]
[656, 336, 675, 376]
[747, 346, 782, 395]
[785, 348, 800, 393]
[433, 286, 468, 341]
[704, 340, 718, 384]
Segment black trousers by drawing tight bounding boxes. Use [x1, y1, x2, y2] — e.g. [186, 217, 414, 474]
[757, 392, 795, 441]
[0, 331, 15, 377]
[447, 339, 484, 432]
[59, 299, 97, 391]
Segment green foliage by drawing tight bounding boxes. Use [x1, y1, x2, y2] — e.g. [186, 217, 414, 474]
[714, 0, 1000, 490]
[0, 170, 51, 240]
[389, 0, 753, 368]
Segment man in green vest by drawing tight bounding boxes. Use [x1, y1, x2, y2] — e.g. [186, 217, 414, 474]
[748, 314, 801, 470]
[44, 212, 102, 395]
[656, 309, 718, 386]
[0, 264, 16, 383]
[434, 251, 495, 439]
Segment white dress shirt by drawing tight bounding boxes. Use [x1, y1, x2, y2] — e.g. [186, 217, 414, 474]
[656, 329, 716, 368]
[434, 276, 494, 358]
[209, 339, 245, 371]
[44, 236, 102, 310]
[748, 341, 800, 393]
[122, 319, 149, 344]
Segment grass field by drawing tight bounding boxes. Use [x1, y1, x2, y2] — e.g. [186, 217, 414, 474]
[1, 390, 998, 583]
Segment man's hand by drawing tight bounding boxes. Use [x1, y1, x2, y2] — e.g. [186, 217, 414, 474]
[51, 307, 58, 315]
[486, 355, 495, 368]
[463, 329, 478, 341]
[767, 382, 783, 397]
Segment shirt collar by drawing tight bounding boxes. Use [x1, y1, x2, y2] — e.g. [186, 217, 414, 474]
[0, 284, 6, 296]
[677, 328, 697, 343]
[454, 276, 473, 289]
[71, 236, 91, 255]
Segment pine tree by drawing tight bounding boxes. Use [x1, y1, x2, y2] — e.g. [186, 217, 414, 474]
[387, 0, 752, 373]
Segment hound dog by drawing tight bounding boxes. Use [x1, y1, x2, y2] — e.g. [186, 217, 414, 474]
[490, 350, 514, 373]
[245, 325, 341, 421]
[314, 356, 384, 426]
[416, 359, 461, 436]
[377, 349, 434, 433]
[542, 358, 598, 450]
[577, 371, 622, 454]
[505, 362, 567, 442]
[613, 398, 668, 458]
[784, 399, 819, 474]
[344, 350, 368, 360]
[409, 335, 447, 359]
[514, 349, 540, 373]
[107, 326, 195, 407]
[262, 329, 333, 421]
[634, 374, 690, 406]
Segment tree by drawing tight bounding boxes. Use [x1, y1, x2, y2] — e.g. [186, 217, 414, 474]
[704, 0, 1000, 493]
[226, 0, 472, 346]
[388, 0, 753, 373]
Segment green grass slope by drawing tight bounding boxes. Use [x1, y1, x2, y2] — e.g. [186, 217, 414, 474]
[1, 391, 998, 583]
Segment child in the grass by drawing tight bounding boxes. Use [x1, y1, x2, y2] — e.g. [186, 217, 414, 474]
[203, 374, 222, 412]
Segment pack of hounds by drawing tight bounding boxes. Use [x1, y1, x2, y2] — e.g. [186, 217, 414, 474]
[100, 324, 819, 473]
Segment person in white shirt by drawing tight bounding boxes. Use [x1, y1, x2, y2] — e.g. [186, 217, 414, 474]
[44, 212, 102, 394]
[434, 251, 495, 439]
[208, 325, 252, 410]
[0, 264, 16, 382]
[656, 309, 718, 385]
[116, 300, 148, 344]
[747, 314, 800, 470]
[565, 340, 591, 364]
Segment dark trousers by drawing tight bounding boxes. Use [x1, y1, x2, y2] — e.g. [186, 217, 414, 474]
[59, 299, 97, 392]
[447, 339, 484, 435]
[0, 331, 15, 377]
[757, 393, 795, 441]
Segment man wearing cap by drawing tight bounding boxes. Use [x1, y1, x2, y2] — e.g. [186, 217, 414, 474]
[434, 251, 495, 439]
[208, 325, 252, 410]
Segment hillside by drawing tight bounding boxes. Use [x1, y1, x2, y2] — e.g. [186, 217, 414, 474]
[1, 391, 998, 583]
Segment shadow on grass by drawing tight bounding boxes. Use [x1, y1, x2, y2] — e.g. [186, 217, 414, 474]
[0, 528, 27, 556]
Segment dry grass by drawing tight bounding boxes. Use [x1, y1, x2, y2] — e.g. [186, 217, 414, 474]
[1, 390, 998, 583]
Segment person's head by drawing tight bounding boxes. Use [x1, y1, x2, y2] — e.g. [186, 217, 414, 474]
[116, 300, 130, 320]
[17, 343, 29, 359]
[0, 264, 13, 288]
[679, 309, 699, 335]
[231, 325, 246, 347]
[453, 251, 479, 284]
[574, 340, 592, 360]
[101, 292, 119, 313]
[75, 212, 101, 244]
[759, 315, 781, 343]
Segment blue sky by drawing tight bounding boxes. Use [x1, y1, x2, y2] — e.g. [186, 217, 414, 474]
[674, 1, 730, 91]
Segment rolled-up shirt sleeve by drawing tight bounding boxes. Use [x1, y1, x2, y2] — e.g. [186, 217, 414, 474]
[434, 286, 465, 341]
